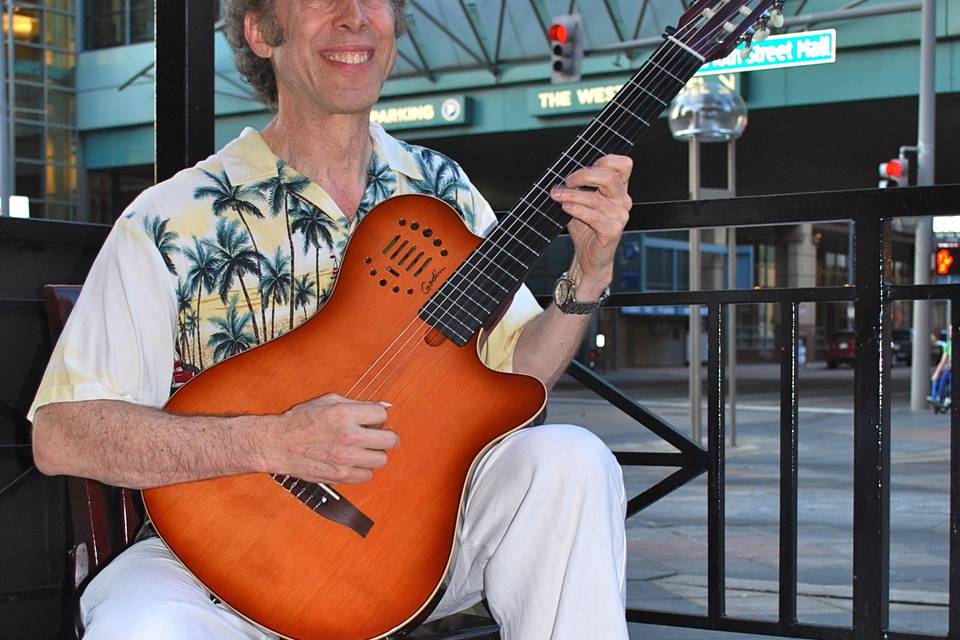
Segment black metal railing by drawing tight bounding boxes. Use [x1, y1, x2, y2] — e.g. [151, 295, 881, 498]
[538, 184, 960, 640]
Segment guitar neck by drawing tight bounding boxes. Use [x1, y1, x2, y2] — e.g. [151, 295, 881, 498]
[421, 39, 705, 347]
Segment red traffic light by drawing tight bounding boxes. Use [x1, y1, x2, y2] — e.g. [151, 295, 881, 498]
[548, 23, 569, 43]
[936, 248, 956, 276]
[884, 160, 905, 178]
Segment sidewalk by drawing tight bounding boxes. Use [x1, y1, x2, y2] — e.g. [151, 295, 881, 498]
[548, 363, 951, 639]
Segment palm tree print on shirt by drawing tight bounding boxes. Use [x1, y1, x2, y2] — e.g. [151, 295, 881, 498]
[259, 247, 292, 339]
[290, 201, 336, 309]
[206, 218, 263, 345]
[207, 293, 256, 362]
[144, 215, 180, 275]
[405, 146, 475, 229]
[356, 152, 397, 220]
[175, 280, 194, 363]
[293, 273, 317, 321]
[255, 160, 310, 332]
[183, 238, 221, 370]
[192, 169, 269, 335]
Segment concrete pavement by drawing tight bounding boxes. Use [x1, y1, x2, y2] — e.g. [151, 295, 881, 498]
[549, 362, 952, 639]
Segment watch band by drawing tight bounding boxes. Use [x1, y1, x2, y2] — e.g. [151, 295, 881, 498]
[554, 271, 610, 314]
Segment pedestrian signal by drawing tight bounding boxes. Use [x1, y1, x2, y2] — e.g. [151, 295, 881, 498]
[935, 248, 959, 276]
[549, 14, 584, 84]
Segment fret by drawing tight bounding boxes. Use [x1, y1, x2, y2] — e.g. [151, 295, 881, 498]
[559, 150, 587, 168]
[517, 196, 565, 229]
[503, 209, 552, 242]
[574, 134, 609, 157]
[604, 98, 649, 127]
[626, 77, 668, 107]
[493, 225, 539, 259]
[592, 119, 633, 146]
[431, 316, 469, 345]
[647, 58, 686, 86]
[542, 166, 570, 185]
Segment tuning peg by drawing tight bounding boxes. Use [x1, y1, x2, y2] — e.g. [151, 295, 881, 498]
[738, 31, 754, 60]
[753, 15, 771, 41]
[770, 0, 785, 27]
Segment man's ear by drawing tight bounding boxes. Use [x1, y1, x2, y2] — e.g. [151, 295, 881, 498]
[244, 12, 273, 59]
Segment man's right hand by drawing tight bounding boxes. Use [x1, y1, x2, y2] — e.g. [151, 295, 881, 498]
[260, 393, 399, 485]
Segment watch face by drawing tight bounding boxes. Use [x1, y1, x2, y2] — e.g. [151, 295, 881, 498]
[554, 278, 573, 306]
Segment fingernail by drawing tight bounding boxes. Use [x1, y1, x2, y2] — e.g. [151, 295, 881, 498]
[380, 401, 393, 407]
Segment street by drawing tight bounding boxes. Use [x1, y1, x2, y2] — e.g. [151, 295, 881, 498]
[549, 362, 952, 639]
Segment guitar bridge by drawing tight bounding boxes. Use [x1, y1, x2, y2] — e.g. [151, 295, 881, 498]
[273, 475, 374, 537]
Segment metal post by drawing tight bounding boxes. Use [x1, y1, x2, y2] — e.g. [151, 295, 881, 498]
[0, 5, 8, 217]
[5, 0, 13, 213]
[909, 0, 936, 411]
[155, 0, 216, 184]
[727, 141, 737, 446]
[689, 137, 702, 443]
[851, 217, 891, 639]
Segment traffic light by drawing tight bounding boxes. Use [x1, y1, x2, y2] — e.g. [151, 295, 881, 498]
[935, 247, 960, 276]
[548, 14, 583, 84]
[878, 157, 910, 188]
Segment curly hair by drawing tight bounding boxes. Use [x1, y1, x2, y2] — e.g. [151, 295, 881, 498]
[223, 0, 408, 110]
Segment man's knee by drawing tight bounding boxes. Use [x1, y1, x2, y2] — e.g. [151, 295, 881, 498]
[83, 601, 209, 640]
[502, 424, 622, 488]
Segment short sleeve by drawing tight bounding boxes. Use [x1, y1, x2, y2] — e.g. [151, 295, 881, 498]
[456, 170, 545, 373]
[28, 214, 178, 422]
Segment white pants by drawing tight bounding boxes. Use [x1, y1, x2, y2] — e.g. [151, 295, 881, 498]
[79, 424, 628, 640]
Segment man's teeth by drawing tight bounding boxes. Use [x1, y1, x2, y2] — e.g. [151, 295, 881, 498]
[324, 52, 370, 64]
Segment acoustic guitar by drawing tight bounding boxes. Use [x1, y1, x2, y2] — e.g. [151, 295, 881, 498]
[143, 1, 779, 637]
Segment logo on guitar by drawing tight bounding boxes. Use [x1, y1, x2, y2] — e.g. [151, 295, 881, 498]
[422, 267, 447, 294]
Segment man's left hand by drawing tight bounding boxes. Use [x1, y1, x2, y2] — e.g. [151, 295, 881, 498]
[550, 155, 633, 294]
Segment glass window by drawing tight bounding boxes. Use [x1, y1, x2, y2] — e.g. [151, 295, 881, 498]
[15, 122, 44, 159]
[646, 248, 673, 291]
[47, 163, 77, 202]
[85, 0, 125, 49]
[13, 45, 44, 81]
[46, 202, 75, 220]
[130, 0, 152, 43]
[46, 127, 76, 163]
[47, 88, 75, 125]
[8, 7, 43, 44]
[14, 83, 45, 117]
[46, 0, 77, 11]
[45, 50, 76, 85]
[15, 162, 44, 200]
[45, 10, 75, 48]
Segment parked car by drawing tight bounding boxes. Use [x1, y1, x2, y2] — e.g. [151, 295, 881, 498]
[826, 331, 856, 369]
[891, 329, 912, 365]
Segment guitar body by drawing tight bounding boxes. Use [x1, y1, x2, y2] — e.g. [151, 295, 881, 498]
[143, 195, 547, 639]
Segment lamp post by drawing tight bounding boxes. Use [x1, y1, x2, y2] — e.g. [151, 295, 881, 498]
[668, 77, 747, 444]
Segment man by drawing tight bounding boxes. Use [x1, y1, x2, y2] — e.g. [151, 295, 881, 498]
[29, 1, 634, 638]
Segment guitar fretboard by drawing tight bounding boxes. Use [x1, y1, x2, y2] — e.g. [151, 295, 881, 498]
[419, 41, 704, 346]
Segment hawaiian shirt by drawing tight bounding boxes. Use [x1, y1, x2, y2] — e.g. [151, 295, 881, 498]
[29, 124, 543, 420]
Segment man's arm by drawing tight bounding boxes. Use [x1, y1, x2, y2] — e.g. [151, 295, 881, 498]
[512, 155, 633, 389]
[32, 394, 399, 489]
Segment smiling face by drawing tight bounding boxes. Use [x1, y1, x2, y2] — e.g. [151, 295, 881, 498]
[246, 0, 398, 118]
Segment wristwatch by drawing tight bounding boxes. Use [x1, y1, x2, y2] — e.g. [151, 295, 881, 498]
[553, 271, 610, 314]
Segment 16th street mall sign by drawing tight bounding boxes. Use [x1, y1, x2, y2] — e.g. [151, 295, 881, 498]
[529, 29, 836, 117]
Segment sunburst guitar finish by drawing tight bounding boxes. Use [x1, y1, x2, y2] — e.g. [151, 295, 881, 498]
[143, 195, 548, 640]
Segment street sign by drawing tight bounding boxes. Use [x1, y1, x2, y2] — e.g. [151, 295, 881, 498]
[696, 29, 836, 76]
[370, 95, 469, 131]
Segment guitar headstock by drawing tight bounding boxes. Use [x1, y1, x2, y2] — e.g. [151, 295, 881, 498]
[674, 0, 785, 62]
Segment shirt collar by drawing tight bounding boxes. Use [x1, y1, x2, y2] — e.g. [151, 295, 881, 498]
[221, 124, 424, 187]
